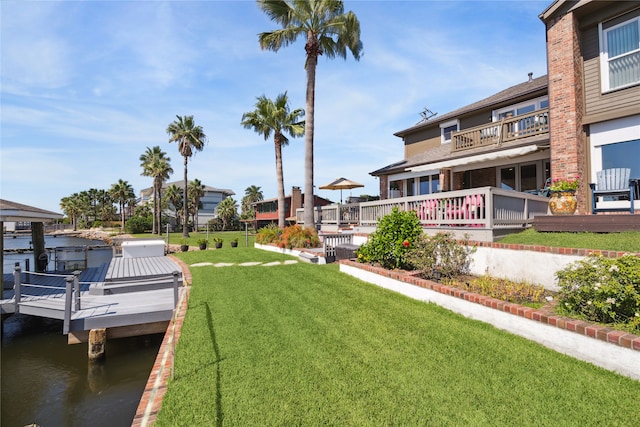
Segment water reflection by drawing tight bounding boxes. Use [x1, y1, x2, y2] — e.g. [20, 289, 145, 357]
[1, 314, 162, 427]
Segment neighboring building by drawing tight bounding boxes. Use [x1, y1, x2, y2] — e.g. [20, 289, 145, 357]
[253, 186, 332, 228]
[540, 0, 640, 214]
[371, 74, 551, 200]
[139, 180, 235, 228]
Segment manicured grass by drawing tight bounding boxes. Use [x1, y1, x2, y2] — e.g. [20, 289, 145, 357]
[499, 228, 640, 252]
[156, 252, 640, 426]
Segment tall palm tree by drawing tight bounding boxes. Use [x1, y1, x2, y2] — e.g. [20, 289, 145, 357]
[109, 179, 135, 230]
[165, 183, 183, 229]
[166, 115, 207, 238]
[241, 92, 304, 228]
[258, 0, 362, 228]
[140, 146, 173, 234]
[188, 178, 206, 230]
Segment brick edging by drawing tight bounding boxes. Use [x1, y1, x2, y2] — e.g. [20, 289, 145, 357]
[469, 240, 639, 259]
[131, 256, 192, 427]
[340, 259, 640, 352]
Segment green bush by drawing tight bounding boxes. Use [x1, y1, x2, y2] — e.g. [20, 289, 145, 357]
[356, 207, 423, 269]
[125, 216, 152, 234]
[404, 232, 475, 279]
[556, 254, 640, 332]
[256, 223, 282, 245]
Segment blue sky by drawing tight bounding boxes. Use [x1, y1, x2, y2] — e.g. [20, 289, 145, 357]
[1, 0, 550, 214]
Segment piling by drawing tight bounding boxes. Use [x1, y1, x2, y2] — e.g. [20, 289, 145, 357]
[88, 328, 107, 361]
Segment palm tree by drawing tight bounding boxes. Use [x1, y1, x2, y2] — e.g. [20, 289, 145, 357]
[165, 183, 183, 229]
[258, 0, 362, 228]
[188, 178, 206, 230]
[216, 197, 238, 231]
[241, 185, 264, 220]
[60, 194, 81, 231]
[109, 179, 135, 230]
[140, 146, 173, 234]
[241, 92, 304, 228]
[166, 115, 207, 238]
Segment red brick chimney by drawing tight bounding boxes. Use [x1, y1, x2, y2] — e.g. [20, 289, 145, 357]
[290, 186, 302, 217]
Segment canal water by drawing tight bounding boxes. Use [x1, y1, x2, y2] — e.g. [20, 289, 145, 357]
[1, 234, 164, 426]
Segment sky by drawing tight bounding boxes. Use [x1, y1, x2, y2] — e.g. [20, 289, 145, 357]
[0, 0, 550, 214]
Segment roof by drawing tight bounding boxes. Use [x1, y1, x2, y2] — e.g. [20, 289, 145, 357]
[140, 180, 235, 196]
[394, 75, 548, 137]
[0, 199, 64, 222]
[253, 193, 333, 205]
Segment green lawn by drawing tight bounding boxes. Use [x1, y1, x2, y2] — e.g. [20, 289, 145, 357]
[155, 248, 640, 426]
[499, 228, 640, 252]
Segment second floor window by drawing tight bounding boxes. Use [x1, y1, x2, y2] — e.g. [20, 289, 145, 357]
[440, 120, 459, 144]
[601, 16, 640, 92]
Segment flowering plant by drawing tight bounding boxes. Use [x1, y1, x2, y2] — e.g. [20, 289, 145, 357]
[549, 176, 579, 192]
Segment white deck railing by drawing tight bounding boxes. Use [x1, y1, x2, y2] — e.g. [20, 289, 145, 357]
[297, 187, 549, 230]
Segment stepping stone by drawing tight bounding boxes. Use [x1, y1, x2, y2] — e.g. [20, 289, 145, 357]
[191, 262, 213, 267]
[213, 262, 235, 267]
[261, 261, 282, 267]
[239, 262, 262, 266]
[283, 260, 298, 265]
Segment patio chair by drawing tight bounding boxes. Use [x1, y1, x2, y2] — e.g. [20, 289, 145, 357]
[419, 199, 439, 225]
[589, 168, 636, 214]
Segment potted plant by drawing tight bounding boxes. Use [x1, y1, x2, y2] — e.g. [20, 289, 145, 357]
[212, 237, 223, 249]
[180, 239, 190, 252]
[549, 176, 579, 215]
[197, 238, 208, 250]
[230, 237, 238, 248]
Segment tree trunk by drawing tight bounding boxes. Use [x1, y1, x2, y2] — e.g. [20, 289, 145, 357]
[121, 201, 125, 230]
[183, 156, 189, 238]
[157, 190, 163, 237]
[275, 137, 286, 228]
[151, 185, 157, 235]
[31, 222, 46, 272]
[304, 46, 318, 230]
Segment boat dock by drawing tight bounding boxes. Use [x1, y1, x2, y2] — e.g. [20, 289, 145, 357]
[1, 255, 184, 344]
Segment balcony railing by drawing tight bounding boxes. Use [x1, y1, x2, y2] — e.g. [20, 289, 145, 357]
[297, 187, 550, 232]
[452, 108, 549, 152]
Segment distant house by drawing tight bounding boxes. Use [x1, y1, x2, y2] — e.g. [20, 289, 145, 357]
[139, 180, 235, 228]
[539, 0, 639, 214]
[253, 186, 332, 228]
[371, 74, 551, 200]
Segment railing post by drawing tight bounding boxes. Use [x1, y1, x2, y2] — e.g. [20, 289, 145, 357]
[73, 270, 81, 311]
[13, 263, 21, 314]
[172, 271, 180, 308]
[64, 274, 73, 335]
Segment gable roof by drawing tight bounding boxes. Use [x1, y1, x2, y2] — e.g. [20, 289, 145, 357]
[394, 75, 548, 138]
[0, 199, 64, 222]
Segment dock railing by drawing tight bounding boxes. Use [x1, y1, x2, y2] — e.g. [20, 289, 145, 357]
[297, 187, 549, 232]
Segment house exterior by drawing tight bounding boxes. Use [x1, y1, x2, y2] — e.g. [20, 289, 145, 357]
[139, 180, 235, 228]
[371, 74, 552, 201]
[254, 186, 332, 228]
[540, 0, 640, 214]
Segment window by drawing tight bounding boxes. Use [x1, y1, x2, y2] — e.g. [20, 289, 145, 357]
[440, 120, 459, 144]
[419, 174, 440, 194]
[600, 17, 640, 92]
[602, 139, 640, 178]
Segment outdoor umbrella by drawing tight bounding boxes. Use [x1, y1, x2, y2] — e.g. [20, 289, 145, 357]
[319, 177, 364, 204]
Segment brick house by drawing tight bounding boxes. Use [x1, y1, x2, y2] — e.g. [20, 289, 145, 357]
[540, 0, 639, 214]
[253, 186, 332, 228]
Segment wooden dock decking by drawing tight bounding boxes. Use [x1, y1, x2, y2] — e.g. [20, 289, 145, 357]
[1, 256, 183, 343]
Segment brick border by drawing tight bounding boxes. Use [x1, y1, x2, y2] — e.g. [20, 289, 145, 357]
[131, 256, 192, 427]
[340, 259, 640, 352]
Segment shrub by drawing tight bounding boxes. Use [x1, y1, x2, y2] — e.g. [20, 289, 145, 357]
[459, 275, 548, 306]
[555, 254, 640, 332]
[125, 216, 152, 234]
[405, 232, 475, 279]
[279, 225, 320, 249]
[356, 208, 423, 269]
[256, 224, 282, 245]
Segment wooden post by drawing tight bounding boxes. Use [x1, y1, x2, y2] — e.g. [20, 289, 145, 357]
[172, 271, 180, 307]
[63, 274, 73, 334]
[73, 270, 81, 311]
[32, 222, 46, 272]
[13, 263, 21, 314]
[88, 328, 106, 361]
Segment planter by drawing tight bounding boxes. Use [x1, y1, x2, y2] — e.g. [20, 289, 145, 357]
[230, 241, 238, 248]
[180, 244, 189, 252]
[199, 244, 207, 250]
[215, 243, 223, 249]
[549, 191, 577, 215]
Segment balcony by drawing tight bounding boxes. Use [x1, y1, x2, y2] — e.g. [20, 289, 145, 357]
[452, 108, 549, 152]
[297, 187, 551, 242]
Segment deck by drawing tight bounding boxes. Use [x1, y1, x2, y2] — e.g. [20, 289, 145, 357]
[1, 256, 183, 343]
